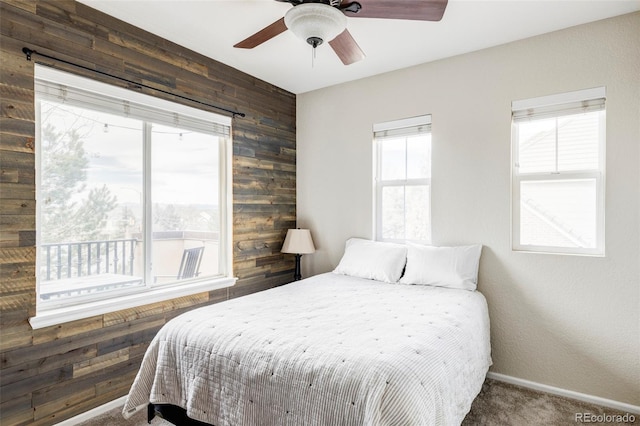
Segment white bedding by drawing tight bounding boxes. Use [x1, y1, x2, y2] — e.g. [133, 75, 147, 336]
[123, 272, 492, 425]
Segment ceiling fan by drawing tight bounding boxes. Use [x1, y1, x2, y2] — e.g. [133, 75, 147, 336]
[234, 0, 448, 65]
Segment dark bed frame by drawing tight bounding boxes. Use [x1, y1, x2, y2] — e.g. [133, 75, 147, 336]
[147, 403, 212, 426]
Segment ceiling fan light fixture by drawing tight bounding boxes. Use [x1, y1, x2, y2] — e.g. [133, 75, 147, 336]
[284, 3, 347, 48]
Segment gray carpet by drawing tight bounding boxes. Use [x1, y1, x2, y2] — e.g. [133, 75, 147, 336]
[77, 379, 637, 425]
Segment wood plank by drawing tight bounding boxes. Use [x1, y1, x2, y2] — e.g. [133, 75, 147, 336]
[234, 122, 296, 145]
[33, 386, 95, 421]
[267, 261, 296, 276]
[229, 281, 273, 299]
[0, 82, 34, 104]
[234, 154, 297, 173]
[19, 230, 36, 246]
[94, 367, 137, 396]
[0, 307, 30, 326]
[0, 393, 34, 426]
[0, 43, 35, 90]
[0, 133, 35, 153]
[234, 227, 287, 241]
[73, 347, 129, 378]
[107, 31, 206, 77]
[0, 245, 35, 264]
[102, 291, 209, 326]
[1, 20, 121, 77]
[0, 364, 73, 403]
[0, 150, 35, 185]
[29, 386, 124, 426]
[0, 182, 35, 199]
[0, 326, 32, 352]
[234, 193, 296, 206]
[0, 117, 34, 137]
[0, 273, 35, 295]
[0, 99, 34, 121]
[0, 198, 35, 215]
[0, 231, 20, 248]
[2, 2, 94, 51]
[233, 135, 297, 159]
[0, 260, 35, 286]
[95, 323, 160, 356]
[1, 345, 97, 387]
[0, 291, 34, 313]
[255, 253, 285, 267]
[2, 0, 37, 14]
[32, 352, 142, 406]
[35, 1, 110, 42]
[32, 316, 104, 345]
[0, 213, 35, 231]
[1, 316, 164, 369]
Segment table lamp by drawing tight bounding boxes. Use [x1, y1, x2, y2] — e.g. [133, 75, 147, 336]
[281, 228, 315, 281]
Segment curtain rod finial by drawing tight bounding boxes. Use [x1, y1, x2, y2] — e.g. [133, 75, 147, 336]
[22, 47, 34, 61]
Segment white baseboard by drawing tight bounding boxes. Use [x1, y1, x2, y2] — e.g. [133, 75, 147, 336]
[54, 395, 127, 426]
[487, 372, 640, 415]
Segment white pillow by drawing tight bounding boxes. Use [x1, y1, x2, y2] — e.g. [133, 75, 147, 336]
[399, 243, 483, 290]
[333, 238, 407, 283]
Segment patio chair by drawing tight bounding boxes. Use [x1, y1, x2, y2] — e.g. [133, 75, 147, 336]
[177, 246, 204, 280]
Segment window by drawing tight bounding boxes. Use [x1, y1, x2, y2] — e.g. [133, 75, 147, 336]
[33, 65, 234, 326]
[511, 87, 605, 255]
[374, 115, 432, 243]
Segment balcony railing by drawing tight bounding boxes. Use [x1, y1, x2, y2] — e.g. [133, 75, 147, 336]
[38, 235, 218, 302]
[39, 239, 143, 301]
[41, 238, 137, 281]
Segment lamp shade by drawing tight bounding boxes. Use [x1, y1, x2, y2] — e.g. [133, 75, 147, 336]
[284, 3, 347, 47]
[282, 229, 316, 254]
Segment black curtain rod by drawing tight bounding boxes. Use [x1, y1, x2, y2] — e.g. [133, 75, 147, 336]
[22, 47, 245, 118]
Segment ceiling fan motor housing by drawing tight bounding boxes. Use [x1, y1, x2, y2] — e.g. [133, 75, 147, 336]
[284, 3, 347, 47]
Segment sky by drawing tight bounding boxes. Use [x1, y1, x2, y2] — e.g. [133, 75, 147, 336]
[41, 101, 221, 207]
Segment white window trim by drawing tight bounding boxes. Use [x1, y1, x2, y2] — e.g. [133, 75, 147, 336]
[373, 115, 432, 244]
[511, 87, 606, 256]
[29, 276, 237, 329]
[30, 65, 236, 328]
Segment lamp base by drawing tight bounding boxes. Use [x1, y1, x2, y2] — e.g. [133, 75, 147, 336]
[293, 253, 302, 281]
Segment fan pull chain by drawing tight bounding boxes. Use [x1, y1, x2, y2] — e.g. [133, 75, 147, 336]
[311, 46, 316, 68]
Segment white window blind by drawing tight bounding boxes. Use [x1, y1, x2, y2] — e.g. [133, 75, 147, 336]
[512, 87, 605, 122]
[35, 67, 230, 137]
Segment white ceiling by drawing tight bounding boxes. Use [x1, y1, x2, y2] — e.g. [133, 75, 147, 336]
[78, 0, 639, 94]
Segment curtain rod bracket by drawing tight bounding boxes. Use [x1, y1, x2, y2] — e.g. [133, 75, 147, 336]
[21, 46, 246, 119]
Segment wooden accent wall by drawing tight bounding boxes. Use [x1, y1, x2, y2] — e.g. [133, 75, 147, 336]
[0, 1, 296, 424]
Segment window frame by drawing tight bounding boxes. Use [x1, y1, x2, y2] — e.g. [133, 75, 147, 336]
[511, 87, 606, 256]
[30, 65, 236, 329]
[373, 115, 432, 244]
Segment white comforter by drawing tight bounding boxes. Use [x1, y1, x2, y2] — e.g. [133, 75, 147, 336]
[123, 273, 492, 425]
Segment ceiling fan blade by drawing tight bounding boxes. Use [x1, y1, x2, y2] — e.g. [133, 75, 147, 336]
[234, 18, 288, 49]
[343, 0, 448, 22]
[329, 29, 365, 65]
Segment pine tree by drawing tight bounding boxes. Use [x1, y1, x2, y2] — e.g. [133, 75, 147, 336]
[40, 123, 117, 243]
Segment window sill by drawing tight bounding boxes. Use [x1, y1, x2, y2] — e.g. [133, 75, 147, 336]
[512, 245, 605, 257]
[29, 276, 237, 329]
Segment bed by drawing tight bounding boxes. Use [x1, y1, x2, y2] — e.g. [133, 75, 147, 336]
[123, 239, 492, 425]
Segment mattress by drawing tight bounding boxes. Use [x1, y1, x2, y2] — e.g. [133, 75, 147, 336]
[123, 272, 492, 425]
